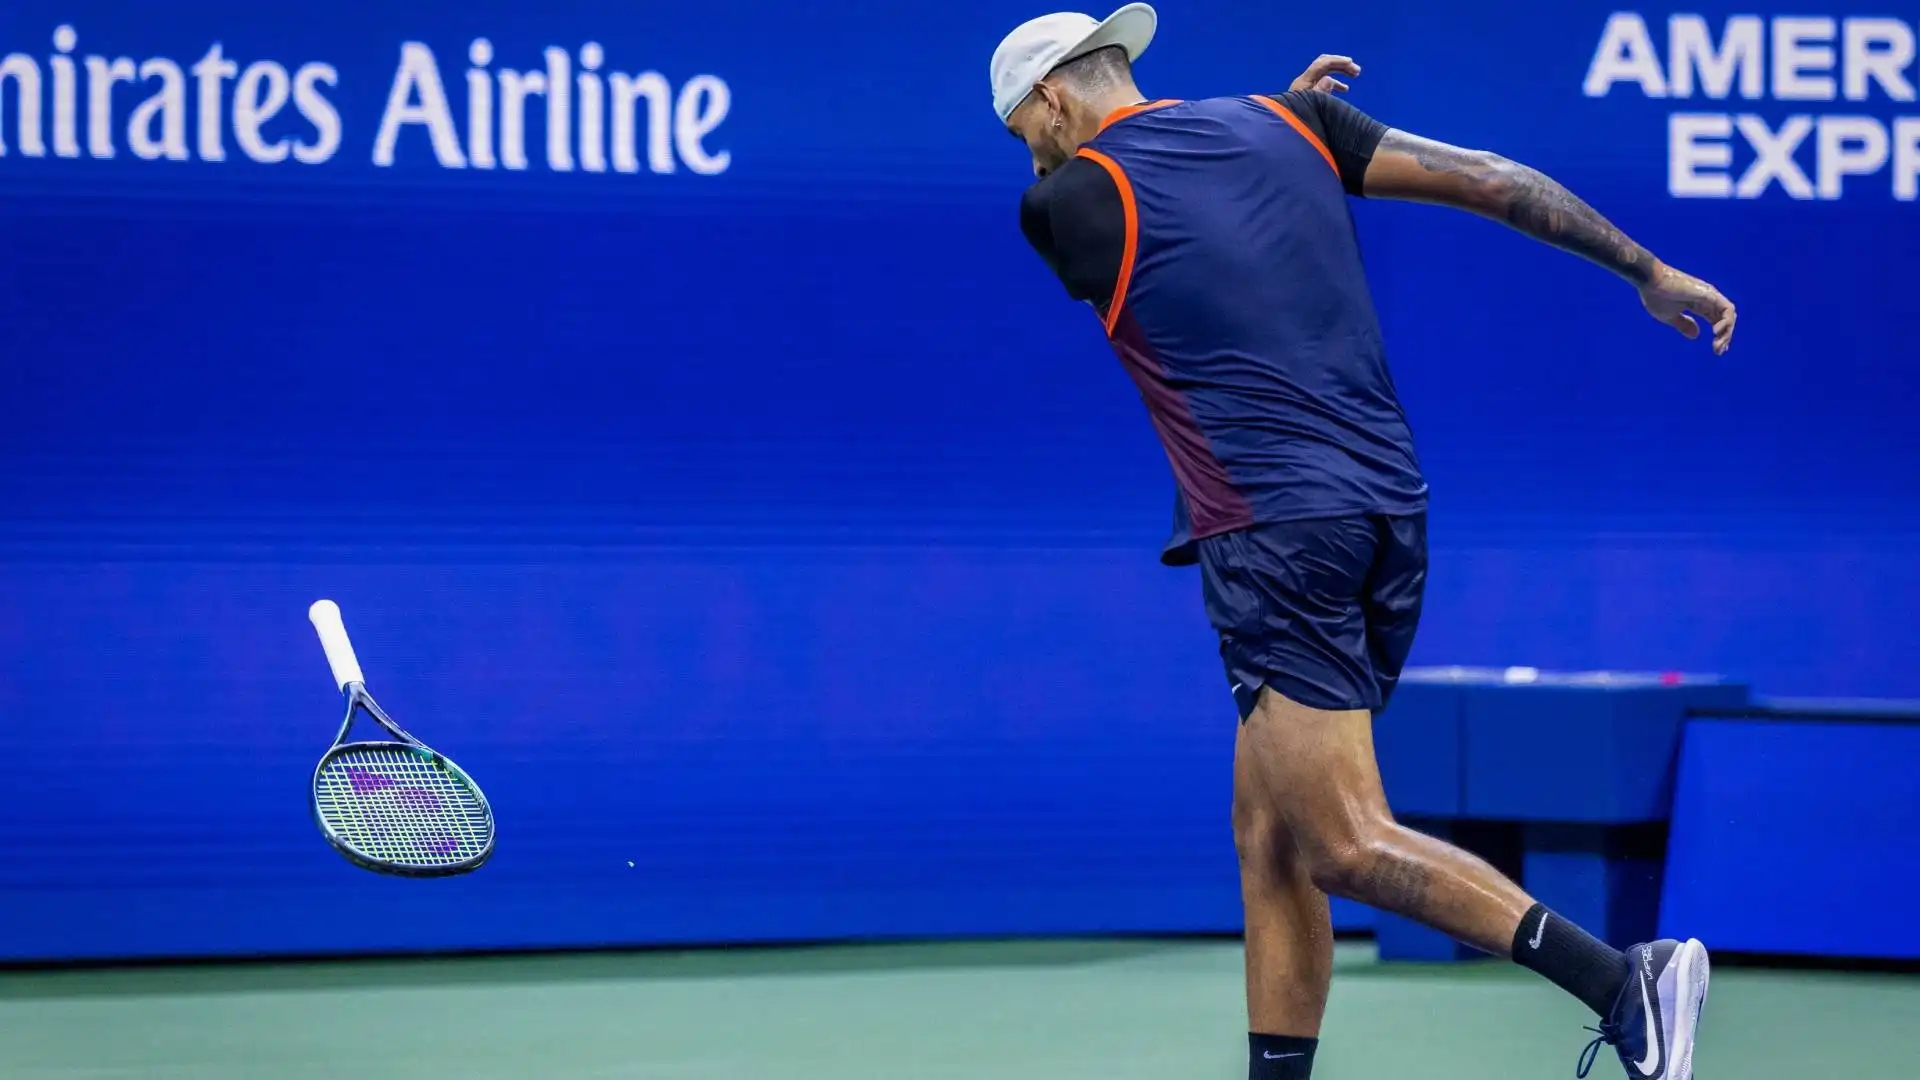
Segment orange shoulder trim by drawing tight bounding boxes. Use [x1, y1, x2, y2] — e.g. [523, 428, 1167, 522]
[1072, 147, 1138, 338]
[1252, 95, 1339, 177]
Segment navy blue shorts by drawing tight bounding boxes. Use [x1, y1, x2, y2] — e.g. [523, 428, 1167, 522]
[1197, 515, 1428, 720]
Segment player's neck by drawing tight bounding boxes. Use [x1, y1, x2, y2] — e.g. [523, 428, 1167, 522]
[1071, 84, 1147, 144]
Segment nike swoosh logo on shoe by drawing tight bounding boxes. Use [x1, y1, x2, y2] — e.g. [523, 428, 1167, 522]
[1636, 974, 1662, 1076]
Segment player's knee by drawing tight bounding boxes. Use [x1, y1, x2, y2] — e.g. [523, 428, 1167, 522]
[1231, 797, 1279, 865]
[1234, 793, 1308, 888]
[1304, 827, 1392, 900]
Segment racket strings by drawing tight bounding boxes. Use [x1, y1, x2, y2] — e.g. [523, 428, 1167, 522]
[314, 746, 492, 868]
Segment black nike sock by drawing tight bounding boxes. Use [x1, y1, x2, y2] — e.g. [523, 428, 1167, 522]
[1249, 1033, 1317, 1080]
[1511, 903, 1632, 1016]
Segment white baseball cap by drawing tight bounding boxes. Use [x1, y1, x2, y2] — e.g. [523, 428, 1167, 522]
[990, 3, 1158, 124]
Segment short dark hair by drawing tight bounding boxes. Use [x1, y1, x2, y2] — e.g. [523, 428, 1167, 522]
[1050, 45, 1132, 95]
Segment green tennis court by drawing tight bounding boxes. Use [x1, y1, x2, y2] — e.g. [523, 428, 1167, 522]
[1, 940, 1907, 1078]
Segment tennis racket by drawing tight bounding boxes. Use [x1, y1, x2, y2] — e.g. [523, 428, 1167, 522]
[306, 599, 495, 876]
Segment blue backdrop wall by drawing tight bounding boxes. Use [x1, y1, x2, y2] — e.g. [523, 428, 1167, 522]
[1, 1, 1916, 960]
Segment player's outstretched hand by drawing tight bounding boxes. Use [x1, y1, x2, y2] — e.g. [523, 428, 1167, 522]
[1639, 263, 1737, 355]
[1292, 55, 1361, 94]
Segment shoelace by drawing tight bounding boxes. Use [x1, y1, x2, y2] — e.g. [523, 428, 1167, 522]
[1576, 1023, 1624, 1078]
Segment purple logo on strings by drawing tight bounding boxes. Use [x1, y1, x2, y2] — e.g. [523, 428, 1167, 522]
[345, 768, 395, 795]
[398, 787, 444, 812]
[341, 766, 462, 858]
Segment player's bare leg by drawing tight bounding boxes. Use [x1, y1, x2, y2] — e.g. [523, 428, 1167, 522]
[1239, 687, 1712, 1080]
[1234, 721, 1333, 1047]
[1241, 689, 1531, 951]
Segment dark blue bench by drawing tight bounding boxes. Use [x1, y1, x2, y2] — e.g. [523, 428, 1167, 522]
[1658, 699, 1920, 961]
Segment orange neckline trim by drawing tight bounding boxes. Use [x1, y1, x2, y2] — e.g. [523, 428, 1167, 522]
[1095, 99, 1181, 135]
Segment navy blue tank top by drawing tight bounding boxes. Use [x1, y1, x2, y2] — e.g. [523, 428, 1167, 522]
[1071, 96, 1427, 563]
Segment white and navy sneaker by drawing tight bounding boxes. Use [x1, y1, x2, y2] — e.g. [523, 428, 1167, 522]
[1576, 939, 1711, 1080]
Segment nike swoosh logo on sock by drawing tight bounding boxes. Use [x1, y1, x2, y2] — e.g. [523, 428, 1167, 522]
[1263, 1051, 1304, 1060]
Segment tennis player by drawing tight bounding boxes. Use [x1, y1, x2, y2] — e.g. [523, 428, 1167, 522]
[992, 6, 1735, 1080]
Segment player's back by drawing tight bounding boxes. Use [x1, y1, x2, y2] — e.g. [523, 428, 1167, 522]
[1080, 96, 1426, 560]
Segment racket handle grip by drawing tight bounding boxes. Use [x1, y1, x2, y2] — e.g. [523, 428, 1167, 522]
[307, 599, 366, 691]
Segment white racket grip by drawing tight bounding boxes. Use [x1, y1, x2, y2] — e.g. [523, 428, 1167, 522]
[307, 599, 366, 690]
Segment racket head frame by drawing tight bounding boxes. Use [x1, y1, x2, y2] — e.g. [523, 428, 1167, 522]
[310, 683, 497, 877]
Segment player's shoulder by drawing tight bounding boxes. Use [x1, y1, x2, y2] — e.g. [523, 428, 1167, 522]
[1178, 92, 1350, 132]
[1181, 92, 1317, 110]
[1248, 89, 1346, 120]
[1022, 155, 1114, 213]
[1245, 91, 1383, 149]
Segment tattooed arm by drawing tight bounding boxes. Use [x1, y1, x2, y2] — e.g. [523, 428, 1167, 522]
[1364, 129, 1738, 354]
